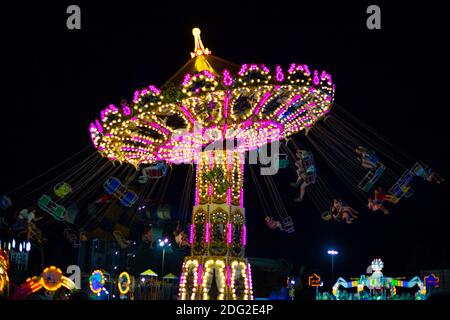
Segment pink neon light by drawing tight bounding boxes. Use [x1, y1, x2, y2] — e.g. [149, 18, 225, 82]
[285, 107, 308, 123]
[205, 223, 210, 243]
[121, 147, 150, 153]
[242, 225, 247, 246]
[223, 91, 230, 118]
[149, 122, 170, 135]
[261, 64, 270, 73]
[226, 187, 231, 205]
[100, 104, 119, 121]
[147, 85, 161, 95]
[202, 70, 215, 79]
[95, 119, 103, 133]
[238, 64, 248, 76]
[241, 120, 253, 130]
[195, 170, 199, 205]
[313, 70, 320, 85]
[276, 94, 303, 118]
[122, 105, 131, 116]
[240, 162, 244, 207]
[303, 64, 311, 75]
[226, 266, 231, 287]
[179, 262, 186, 288]
[223, 69, 233, 86]
[288, 63, 297, 73]
[180, 105, 196, 124]
[190, 223, 195, 244]
[133, 90, 140, 103]
[247, 264, 253, 295]
[288, 63, 311, 75]
[133, 136, 153, 145]
[132, 85, 161, 103]
[222, 123, 228, 139]
[198, 264, 203, 286]
[182, 74, 191, 86]
[253, 91, 272, 115]
[89, 124, 99, 147]
[275, 65, 284, 82]
[125, 154, 142, 159]
[227, 223, 232, 244]
[209, 152, 214, 169]
[320, 71, 332, 84]
[208, 185, 213, 197]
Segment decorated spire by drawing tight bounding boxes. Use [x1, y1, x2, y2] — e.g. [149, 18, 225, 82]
[191, 27, 211, 58]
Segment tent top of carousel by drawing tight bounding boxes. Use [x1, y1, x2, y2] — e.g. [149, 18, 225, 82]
[89, 28, 335, 167]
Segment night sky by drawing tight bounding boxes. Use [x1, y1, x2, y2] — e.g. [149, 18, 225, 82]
[1, 1, 449, 286]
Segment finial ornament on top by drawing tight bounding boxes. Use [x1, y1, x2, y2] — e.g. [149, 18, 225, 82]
[191, 28, 211, 58]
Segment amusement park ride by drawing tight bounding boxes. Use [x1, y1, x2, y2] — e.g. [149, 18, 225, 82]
[0, 23, 444, 301]
[88, 28, 334, 300]
[332, 259, 427, 300]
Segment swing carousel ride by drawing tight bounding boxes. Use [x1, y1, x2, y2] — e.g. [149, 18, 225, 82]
[0, 28, 444, 301]
[89, 28, 333, 300]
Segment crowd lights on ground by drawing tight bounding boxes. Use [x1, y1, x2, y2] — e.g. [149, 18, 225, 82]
[0, 240, 31, 252]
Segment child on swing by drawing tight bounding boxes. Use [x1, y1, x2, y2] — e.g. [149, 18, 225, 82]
[331, 199, 359, 224]
[265, 216, 284, 231]
[291, 149, 315, 202]
[355, 146, 378, 170]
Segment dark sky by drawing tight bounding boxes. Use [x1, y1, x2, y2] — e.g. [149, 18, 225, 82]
[1, 1, 449, 284]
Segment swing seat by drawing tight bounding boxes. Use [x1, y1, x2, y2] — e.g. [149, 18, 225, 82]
[282, 216, 295, 233]
[143, 161, 167, 178]
[411, 162, 424, 176]
[365, 151, 379, 165]
[104, 177, 139, 207]
[388, 168, 415, 200]
[148, 168, 165, 178]
[38, 194, 52, 208]
[120, 191, 138, 207]
[358, 163, 386, 192]
[104, 177, 122, 194]
[278, 154, 289, 169]
[38, 194, 66, 221]
[0, 195, 12, 210]
[54, 182, 72, 198]
[52, 205, 67, 221]
[321, 211, 332, 221]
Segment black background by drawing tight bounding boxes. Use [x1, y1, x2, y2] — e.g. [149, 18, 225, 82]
[1, 0, 449, 291]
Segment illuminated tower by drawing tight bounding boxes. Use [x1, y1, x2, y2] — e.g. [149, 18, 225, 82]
[178, 149, 252, 300]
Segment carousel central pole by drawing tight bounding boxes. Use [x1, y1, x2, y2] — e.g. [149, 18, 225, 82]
[178, 149, 253, 300]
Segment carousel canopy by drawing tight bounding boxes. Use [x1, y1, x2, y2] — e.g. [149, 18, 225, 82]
[89, 28, 334, 167]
